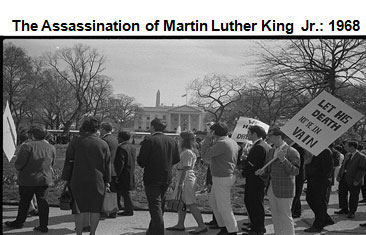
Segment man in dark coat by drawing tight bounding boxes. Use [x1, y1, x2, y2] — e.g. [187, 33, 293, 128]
[100, 122, 118, 218]
[137, 118, 180, 235]
[115, 131, 136, 216]
[6, 125, 56, 233]
[291, 143, 305, 218]
[335, 140, 366, 219]
[304, 148, 334, 233]
[241, 125, 269, 235]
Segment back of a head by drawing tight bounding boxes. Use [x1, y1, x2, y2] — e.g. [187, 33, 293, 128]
[151, 118, 167, 132]
[248, 125, 267, 139]
[118, 131, 131, 142]
[29, 125, 47, 140]
[210, 122, 228, 137]
[18, 128, 29, 144]
[180, 131, 198, 154]
[80, 116, 101, 134]
[101, 122, 113, 132]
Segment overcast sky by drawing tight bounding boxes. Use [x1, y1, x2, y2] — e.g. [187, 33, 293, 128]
[5, 39, 270, 107]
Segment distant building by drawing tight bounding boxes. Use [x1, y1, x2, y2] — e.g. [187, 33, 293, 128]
[134, 90, 207, 132]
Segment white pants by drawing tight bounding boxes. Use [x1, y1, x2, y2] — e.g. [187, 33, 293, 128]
[210, 175, 238, 233]
[267, 183, 295, 235]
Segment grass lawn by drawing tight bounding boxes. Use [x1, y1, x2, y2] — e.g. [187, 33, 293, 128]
[3, 144, 250, 214]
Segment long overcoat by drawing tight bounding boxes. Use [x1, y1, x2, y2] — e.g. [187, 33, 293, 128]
[62, 133, 111, 213]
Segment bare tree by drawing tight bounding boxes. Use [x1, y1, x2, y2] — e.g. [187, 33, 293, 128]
[253, 39, 366, 137]
[258, 39, 366, 97]
[35, 69, 76, 129]
[84, 75, 113, 117]
[233, 76, 303, 126]
[3, 43, 38, 129]
[45, 44, 105, 133]
[103, 94, 141, 131]
[337, 84, 366, 142]
[188, 74, 246, 122]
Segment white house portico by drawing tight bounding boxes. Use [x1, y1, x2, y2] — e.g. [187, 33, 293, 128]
[134, 90, 207, 132]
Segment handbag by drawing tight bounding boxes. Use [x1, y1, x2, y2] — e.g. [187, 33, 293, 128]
[101, 191, 119, 216]
[166, 191, 186, 212]
[59, 184, 72, 210]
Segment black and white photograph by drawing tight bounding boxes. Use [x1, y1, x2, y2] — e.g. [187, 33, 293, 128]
[3, 37, 366, 235]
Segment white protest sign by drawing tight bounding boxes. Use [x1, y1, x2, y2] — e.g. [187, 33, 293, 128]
[3, 101, 17, 162]
[231, 117, 270, 142]
[281, 91, 364, 156]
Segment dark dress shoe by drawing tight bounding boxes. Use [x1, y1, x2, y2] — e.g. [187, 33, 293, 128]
[324, 219, 335, 226]
[5, 221, 23, 229]
[242, 222, 251, 226]
[33, 226, 49, 233]
[209, 224, 221, 229]
[292, 213, 301, 218]
[189, 227, 208, 234]
[304, 227, 322, 233]
[360, 222, 366, 227]
[242, 227, 251, 232]
[108, 212, 117, 218]
[166, 226, 185, 231]
[74, 226, 91, 232]
[118, 211, 134, 216]
[347, 213, 355, 218]
[334, 209, 349, 214]
[205, 220, 217, 226]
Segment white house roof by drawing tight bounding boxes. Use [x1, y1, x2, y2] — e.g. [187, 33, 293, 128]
[168, 105, 204, 113]
[141, 105, 204, 113]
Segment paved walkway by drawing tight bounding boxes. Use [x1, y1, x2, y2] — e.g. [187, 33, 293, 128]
[3, 186, 366, 235]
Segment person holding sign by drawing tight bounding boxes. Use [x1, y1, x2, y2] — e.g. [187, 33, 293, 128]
[256, 127, 300, 235]
[304, 148, 334, 233]
[241, 125, 269, 235]
[335, 140, 366, 219]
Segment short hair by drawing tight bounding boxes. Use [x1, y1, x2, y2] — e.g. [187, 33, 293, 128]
[80, 116, 100, 134]
[151, 118, 167, 132]
[210, 122, 229, 137]
[334, 145, 343, 153]
[100, 122, 113, 132]
[268, 127, 287, 139]
[346, 140, 358, 149]
[29, 125, 47, 140]
[248, 125, 266, 139]
[118, 131, 131, 142]
[18, 128, 29, 144]
[357, 144, 364, 151]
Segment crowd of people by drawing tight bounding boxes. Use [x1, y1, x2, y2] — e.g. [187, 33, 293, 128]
[4, 117, 366, 235]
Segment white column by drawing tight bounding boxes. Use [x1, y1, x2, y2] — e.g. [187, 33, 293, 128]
[188, 114, 191, 130]
[167, 114, 171, 131]
[178, 114, 181, 129]
[198, 114, 202, 131]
